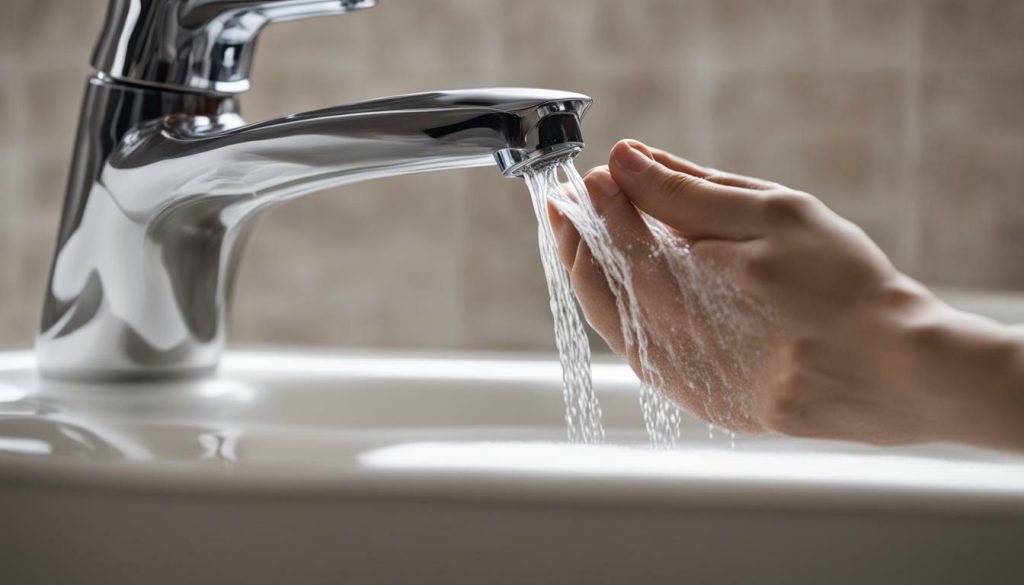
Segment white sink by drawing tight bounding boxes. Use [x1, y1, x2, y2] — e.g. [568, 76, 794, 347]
[2, 343, 1024, 584]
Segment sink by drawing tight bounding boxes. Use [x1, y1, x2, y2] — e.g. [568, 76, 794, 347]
[3, 342, 1024, 583]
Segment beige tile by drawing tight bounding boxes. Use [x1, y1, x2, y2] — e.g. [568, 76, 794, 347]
[923, 0, 1024, 66]
[253, 8, 370, 70]
[920, 67, 1024, 140]
[0, 239, 24, 348]
[246, 64, 366, 121]
[6, 0, 107, 63]
[825, 0, 913, 66]
[500, 0, 605, 71]
[19, 66, 90, 154]
[355, 0, 500, 79]
[502, 0, 706, 72]
[11, 217, 55, 347]
[712, 68, 905, 138]
[18, 153, 70, 221]
[247, 9, 384, 114]
[458, 168, 555, 351]
[0, 153, 23, 348]
[0, 200, 51, 349]
[916, 137, 1024, 289]
[344, 62, 501, 104]
[0, 7, 16, 60]
[0, 69, 17, 146]
[232, 254, 464, 348]
[231, 170, 467, 348]
[709, 0, 827, 66]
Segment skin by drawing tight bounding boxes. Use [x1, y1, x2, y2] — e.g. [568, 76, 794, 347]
[549, 139, 1024, 452]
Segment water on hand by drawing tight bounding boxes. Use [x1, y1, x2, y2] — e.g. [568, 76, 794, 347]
[524, 157, 774, 448]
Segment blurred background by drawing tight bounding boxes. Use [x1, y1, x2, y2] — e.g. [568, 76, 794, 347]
[0, 0, 1022, 353]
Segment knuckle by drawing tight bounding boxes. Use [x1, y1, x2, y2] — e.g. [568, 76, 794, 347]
[655, 169, 703, 202]
[760, 190, 819, 225]
[905, 319, 952, 354]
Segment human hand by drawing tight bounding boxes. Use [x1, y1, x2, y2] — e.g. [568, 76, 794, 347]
[549, 140, 1024, 449]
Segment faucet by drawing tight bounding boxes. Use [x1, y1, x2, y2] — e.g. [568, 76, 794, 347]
[38, 0, 592, 381]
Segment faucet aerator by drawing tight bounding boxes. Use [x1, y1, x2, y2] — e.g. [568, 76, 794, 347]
[494, 112, 586, 178]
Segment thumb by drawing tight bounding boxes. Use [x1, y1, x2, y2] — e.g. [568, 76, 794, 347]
[608, 140, 765, 241]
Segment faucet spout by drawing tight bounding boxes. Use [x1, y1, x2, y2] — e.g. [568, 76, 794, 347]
[38, 78, 592, 380]
[113, 87, 591, 208]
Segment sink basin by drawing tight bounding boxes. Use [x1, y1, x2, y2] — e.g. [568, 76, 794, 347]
[2, 344, 1024, 583]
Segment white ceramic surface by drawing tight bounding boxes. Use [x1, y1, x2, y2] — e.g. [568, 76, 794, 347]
[2, 290, 1024, 583]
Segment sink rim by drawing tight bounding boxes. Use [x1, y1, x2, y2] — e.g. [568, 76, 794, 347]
[2, 347, 1024, 517]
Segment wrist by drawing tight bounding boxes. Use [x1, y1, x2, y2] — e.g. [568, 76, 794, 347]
[894, 286, 1024, 451]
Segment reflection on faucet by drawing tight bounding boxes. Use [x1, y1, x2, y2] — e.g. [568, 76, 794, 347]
[38, 1, 592, 381]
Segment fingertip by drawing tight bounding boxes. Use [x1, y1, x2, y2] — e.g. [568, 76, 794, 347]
[610, 139, 654, 161]
[610, 140, 656, 176]
[623, 139, 654, 159]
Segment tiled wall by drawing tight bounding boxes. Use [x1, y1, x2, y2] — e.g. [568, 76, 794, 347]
[1, 0, 1022, 352]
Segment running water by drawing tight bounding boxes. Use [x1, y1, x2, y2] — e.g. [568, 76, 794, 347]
[526, 167, 605, 444]
[523, 156, 775, 448]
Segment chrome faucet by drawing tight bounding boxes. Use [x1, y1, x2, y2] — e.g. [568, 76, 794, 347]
[38, 0, 592, 381]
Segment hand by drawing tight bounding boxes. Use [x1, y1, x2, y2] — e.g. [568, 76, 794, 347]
[549, 140, 1024, 450]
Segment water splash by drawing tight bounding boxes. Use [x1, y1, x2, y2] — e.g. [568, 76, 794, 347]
[523, 156, 777, 448]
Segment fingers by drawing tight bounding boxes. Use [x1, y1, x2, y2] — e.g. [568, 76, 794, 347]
[650, 149, 778, 191]
[582, 166, 657, 256]
[583, 167, 693, 308]
[547, 200, 580, 269]
[608, 140, 766, 241]
[571, 243, 626, 353]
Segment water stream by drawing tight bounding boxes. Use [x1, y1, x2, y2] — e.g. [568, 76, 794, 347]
[526, 167, 605, 444]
